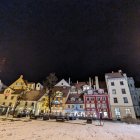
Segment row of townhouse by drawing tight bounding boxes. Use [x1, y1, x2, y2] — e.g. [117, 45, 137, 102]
[0, 70, 140, 120]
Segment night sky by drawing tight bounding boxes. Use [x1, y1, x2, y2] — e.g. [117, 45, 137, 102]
[0, 0, 140, 84]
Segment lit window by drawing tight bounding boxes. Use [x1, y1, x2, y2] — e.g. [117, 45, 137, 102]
[86, 104, 90, 108]
[125, 109, 131, 115]
[91, 104, 95, 108]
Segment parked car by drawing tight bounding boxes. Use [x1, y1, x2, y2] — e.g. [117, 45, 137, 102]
[56, 114, 69, 122]
[69, 116, 76, 120]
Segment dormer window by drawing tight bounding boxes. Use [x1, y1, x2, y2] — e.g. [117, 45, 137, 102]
[71, 97, 75, 101]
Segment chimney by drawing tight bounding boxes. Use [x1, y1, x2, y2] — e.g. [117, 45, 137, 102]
[68, 77, 71, 85]
[93, 85, 96, 90]
[89, 77, 91, 87]
[118, 70, 122, 73]
[95, 76, 99, 90]
[91, 79, 94, 86]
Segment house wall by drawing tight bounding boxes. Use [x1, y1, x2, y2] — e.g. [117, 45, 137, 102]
[84, 94, 111, 119]
[105, 74, 136, 119]
[127, 77, 140, 117]
[65, 104, 85, 116]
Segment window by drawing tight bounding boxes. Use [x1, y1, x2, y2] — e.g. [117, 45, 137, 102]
[102, 97, 106, 101]
[71, 97, 75, 101]
[114, 98, 118, 103]
[97, 104, 101, 108]
[91, 98, 94, 101]
[86, 104, 90, 108]
[2, 102, 5, 105]
[122, 89, 126, 94]
[11, 96, 14, 100]
[68, 105, 70, 108]
[120, 81, 124, 85]
[86, 98, 89, 101]
[102, 104, 107, 108]
[112, 89, 116, 94]
[123, 97, 128, 103]
[25, 102, 28, 106]
[5, 96, 7, 100]
[71, 105, 74, 108]
[80, 105, 83, 108]
[97, 97, 100, 101]
[31, 102, 34, 106]
[9, 102, 12, 106]
[125, 109, 131, 115]
[111, 82, 114, 86]
[91, 104, 95, 108]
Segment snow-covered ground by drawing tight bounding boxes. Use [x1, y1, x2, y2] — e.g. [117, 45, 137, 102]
[0, 119, 140, 140]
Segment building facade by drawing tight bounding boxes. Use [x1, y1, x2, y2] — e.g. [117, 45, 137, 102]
[65, 94, 85, 117]
[84, 91, 111, 119]
[127, 77, 140, 117]
[105, 71, 136, 120]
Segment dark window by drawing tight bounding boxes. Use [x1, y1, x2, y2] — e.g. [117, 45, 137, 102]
[9, 102, 12, 106]
[2, 102, 5, 105]
[122, 89, 126, 94]
[25, 102, 28, 106]
[5, 96, 7, 100]
[80, 105, 83, 108]
[102, 97, 106, 101]
[87, 98, 89, 101]
[97, 97, 100, 101]
[114, 98, 118, 103]
[120, 81, 124, 85]
[111, 82, 115, 86]
[11, 96, 14, 100]
[31, 102, 34, 106]
[123, 97, 128, 103]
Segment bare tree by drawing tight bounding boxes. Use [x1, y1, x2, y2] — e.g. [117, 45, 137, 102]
[43, 73, 58, 113]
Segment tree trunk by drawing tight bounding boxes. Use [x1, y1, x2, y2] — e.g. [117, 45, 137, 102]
[49, 94, 51, 113]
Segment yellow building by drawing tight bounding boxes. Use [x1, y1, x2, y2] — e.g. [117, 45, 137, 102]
[16, 90, 45, 115]
[35, 94, 49, 115]
[0, 90, 24, 115]
[4, 75, 35, 96]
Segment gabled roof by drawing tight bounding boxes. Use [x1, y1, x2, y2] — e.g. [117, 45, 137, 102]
[73, 82, 88, 89]
[55, 79, 70, 87]
[24, 90, 45, 101]
[66, 94, 84, 104]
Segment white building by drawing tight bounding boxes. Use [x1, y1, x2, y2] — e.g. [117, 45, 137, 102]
[55, 79, 70, 87]
[127, 77, 140, 117]
[36, 83, 43, 91]
[105, 70, 136, 120]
